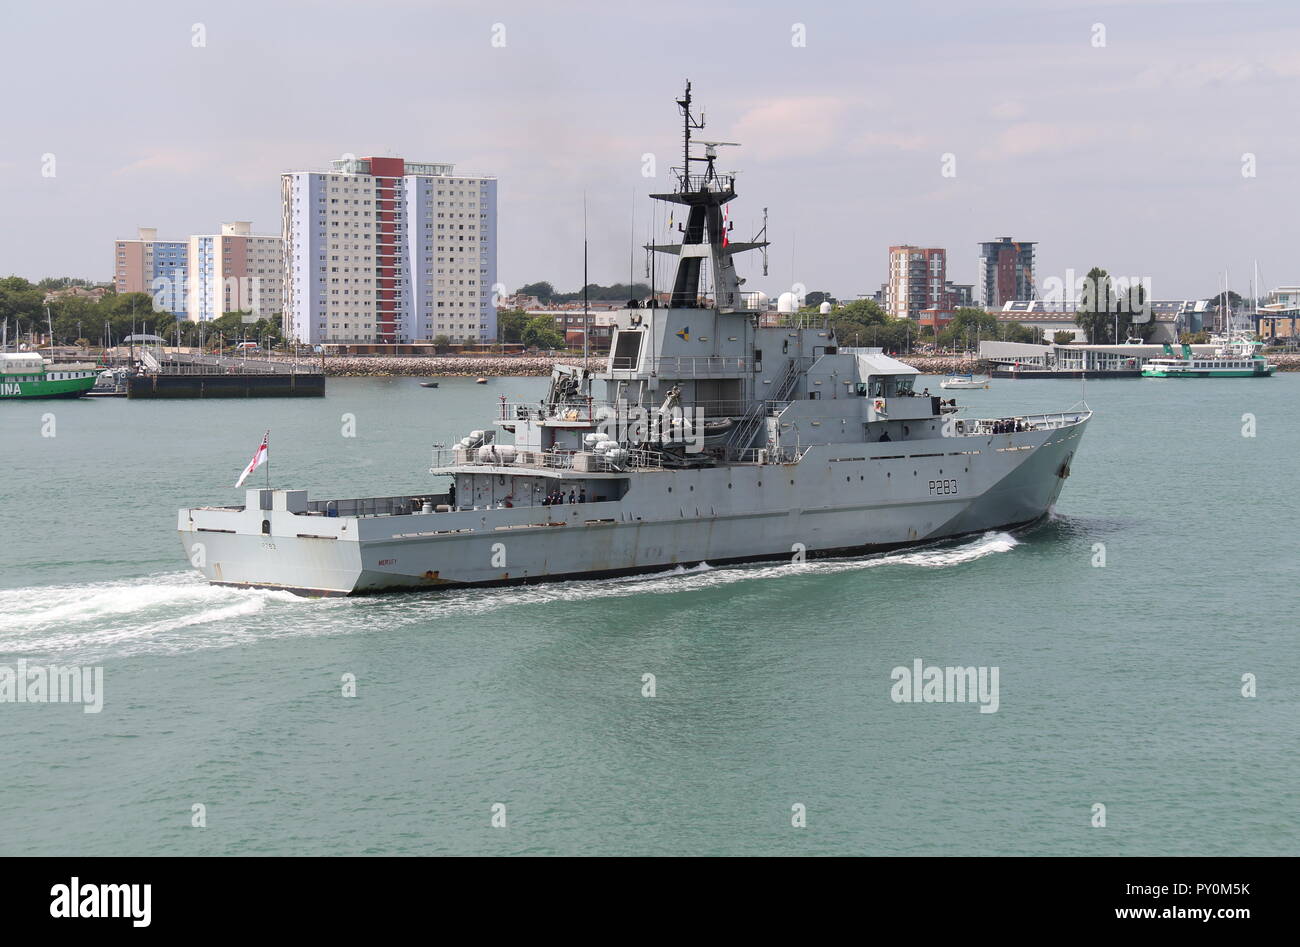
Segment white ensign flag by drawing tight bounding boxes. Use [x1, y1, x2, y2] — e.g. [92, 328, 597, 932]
[235, 431, 269, 487]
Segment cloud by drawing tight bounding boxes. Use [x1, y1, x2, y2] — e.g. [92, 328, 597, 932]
[848, 130, 929, 153]
[730, 95, 856, 158]
[981, 122, 1094, 158]
[113, 149, 212, 176]
[989, 101, 1025, 121]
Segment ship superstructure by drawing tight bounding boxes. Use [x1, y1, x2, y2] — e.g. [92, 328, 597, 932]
[178, 85, 1091, 595]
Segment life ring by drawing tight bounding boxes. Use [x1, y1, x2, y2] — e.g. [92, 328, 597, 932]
[873, 398, 886, 412]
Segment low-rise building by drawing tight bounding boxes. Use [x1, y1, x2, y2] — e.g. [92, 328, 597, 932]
[1254, 286, 1300, 340]
[997, 299, 1204, 343]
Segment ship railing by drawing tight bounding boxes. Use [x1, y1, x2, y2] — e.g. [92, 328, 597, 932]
[305, 493, 449, 518]
[500, 400, 596, 423]
[954, 411, 1090, 436]
[725, 445, 808, 465]
[429, 447, 668, 472]
[674, 172, 736, 194]
[499, 398, 760, 425]
[610, 356, 753, 376]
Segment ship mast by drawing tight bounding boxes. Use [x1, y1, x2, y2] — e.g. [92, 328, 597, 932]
[644, 81, 768, 312]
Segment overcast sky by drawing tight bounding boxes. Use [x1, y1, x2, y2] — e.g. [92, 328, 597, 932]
[2, 0, 1297, 302]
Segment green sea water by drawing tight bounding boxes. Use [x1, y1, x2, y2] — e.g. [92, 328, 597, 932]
[0, 374, 1295, 855]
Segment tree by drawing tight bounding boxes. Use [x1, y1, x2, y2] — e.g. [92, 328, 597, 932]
[521, 316, 564, 350]
[823, 298, 887, 343]
[496, 308, 530, 344]
[518, 281, 652, 305]
[833, 298, 887, 326]
[516, 281, 555, 302]
[1053, 331, 1075, 345]
[1072, 267, 1156, 344]
[936, 307, 998, 350]
[1001, 322, 1037, 343]
[431, 334, 452, 353]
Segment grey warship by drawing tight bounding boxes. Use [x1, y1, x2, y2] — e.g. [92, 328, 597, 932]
[178, 84, 1090, 596]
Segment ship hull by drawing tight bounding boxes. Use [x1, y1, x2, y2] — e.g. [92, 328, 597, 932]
[1141, 368, 1273, 377]
[179, 420, 1086, 596]
[0, 376, 97, 399]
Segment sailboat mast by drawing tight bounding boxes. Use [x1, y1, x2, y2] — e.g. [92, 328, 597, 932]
[582, 192, 589, 370]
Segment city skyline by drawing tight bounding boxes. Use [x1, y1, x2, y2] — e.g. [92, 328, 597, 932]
[3, 0, 1299, 303]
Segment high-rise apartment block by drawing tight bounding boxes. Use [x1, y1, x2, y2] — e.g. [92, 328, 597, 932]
[885, 246, 949, 320]
[282, 156, 497, 345]
[187, 222, 284, 322]
[979, 237, 1036, 308]
[113, 227, 187, 316]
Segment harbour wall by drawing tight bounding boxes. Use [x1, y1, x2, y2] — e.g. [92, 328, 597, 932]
[127, 372, 326, 398]
[273, 353, 1300, 378]
[305, 355, 988, 377]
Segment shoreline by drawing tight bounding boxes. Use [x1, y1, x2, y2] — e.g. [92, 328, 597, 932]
[301, 354, 1300, 377]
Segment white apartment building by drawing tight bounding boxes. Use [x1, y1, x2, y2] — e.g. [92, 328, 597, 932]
[281, 155, 497, 345]
[186, 221, 285, 322]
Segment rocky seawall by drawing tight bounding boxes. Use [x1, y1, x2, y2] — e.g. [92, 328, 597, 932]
[316, 356, 589, 377]
[302, 352, 1300, 377]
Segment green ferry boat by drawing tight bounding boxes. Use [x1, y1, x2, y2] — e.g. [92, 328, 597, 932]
[1141, 339, 1274, 378]
[1, 353, 98, 399]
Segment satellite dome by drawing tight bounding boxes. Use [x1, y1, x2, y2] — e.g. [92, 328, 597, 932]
[819, 301, 832, 314]
[777, 292, 797, 313]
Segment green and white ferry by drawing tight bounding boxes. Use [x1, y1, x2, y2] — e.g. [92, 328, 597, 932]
[1141, 338, 1274, 378]
[1, 353, 99, 399]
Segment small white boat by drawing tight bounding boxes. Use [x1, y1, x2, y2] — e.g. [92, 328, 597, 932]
[940, 373, 990, 390]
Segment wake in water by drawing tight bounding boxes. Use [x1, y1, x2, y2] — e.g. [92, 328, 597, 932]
[0, 531, 1019, 660]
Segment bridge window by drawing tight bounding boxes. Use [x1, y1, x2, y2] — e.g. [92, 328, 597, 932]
[611, 330, 643, 370]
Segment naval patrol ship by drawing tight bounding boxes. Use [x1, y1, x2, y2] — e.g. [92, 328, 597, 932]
[178, 85, 1090, 596]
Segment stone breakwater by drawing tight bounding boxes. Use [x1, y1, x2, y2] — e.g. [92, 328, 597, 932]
[312, 355, 986, 377]
[318, 356, 589, 377]
[307, 352, 1300, 377]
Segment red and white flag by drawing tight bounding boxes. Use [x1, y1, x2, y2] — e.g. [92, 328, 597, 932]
[235, 431, 269, 488]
